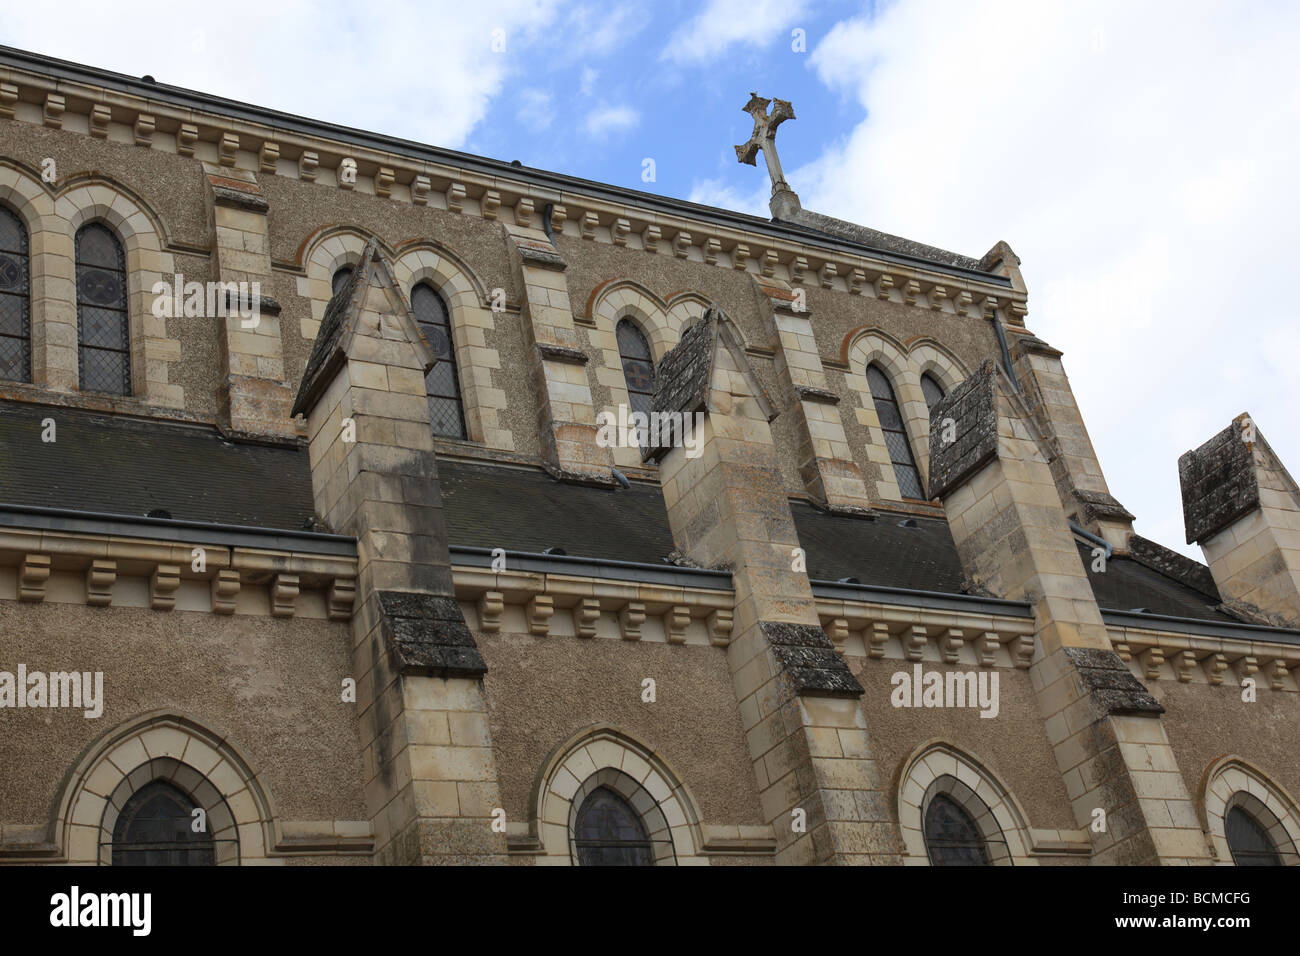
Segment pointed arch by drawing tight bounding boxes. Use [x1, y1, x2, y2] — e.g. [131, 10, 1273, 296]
[298, 226, 396, 340]
[1200, 757, 1300, 865]
[896, 740, 1035, 866]
[54, 710, 278, 865]
[586, 280, 710, 470]
[530, 724, 706, 865]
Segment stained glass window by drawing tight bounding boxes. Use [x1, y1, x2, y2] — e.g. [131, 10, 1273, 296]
[412, 283, 466, 439]
[76, 223, 130, 395]
[574, 787, 653, 866]
[0, 206, 30, 383]
[111, 780, 214, 866]
[867, 364, 924, 499]
[1226, 805, 1282, 866]
[924, 793, 990, 866]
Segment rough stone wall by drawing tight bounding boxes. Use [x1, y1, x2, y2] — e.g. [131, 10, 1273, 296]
[0, 600, 364, 837]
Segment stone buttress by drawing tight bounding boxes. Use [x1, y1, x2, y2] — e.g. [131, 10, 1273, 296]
[929, 360, 1212, 864]
[1181, 415, 1300, 627]
[292, 239, 507, 864]
[647, 308, 900, 865]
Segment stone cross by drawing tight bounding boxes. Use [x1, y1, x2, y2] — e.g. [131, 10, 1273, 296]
[735, 93, 796, 196]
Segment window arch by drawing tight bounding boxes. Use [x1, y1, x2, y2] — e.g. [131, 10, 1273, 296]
[1202, 757, 1300, 866]
[75, 222, 131, 395]
[111, 779, 215, 866]
[921, 371, 946, 412]
[616, 317, 655, 426]
[866, 364, 924, 499]
[412, 282, 466, 439]
[574, 786, 654, 866]
[0, 205, 31, 383]
[331, 265, 354, 297]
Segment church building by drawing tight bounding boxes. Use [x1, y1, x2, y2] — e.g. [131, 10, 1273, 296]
[0, 46, 1297, 866]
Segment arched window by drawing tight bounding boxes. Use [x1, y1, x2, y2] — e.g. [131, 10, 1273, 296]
[866, 364, 924, 499]
[921, 372, 946, 412]
[111, 780, 215, 866]
[1226, 805, 1283, 866]
[924, 792, 990, 866]
[616, 317, 655, 426]
[412, 282, 466, 439]
[0, 206, 31, 383]
[331, 265, 354, 297]
[573, 786, 653, 866]
[75, 223, 131, 395]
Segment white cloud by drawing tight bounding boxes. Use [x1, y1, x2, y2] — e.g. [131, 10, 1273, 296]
[661, 0, 810, 64]
[0, 0, 563, 149]
[579, 67, 599, 97]
[566, 2, 648, 55]
[516, 89, 555, 131]
[584, 104, 639, 137]
[687, 177, 769, 217]
[803, 0, 1300, 557]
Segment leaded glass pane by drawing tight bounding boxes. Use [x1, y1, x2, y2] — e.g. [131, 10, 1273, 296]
[1226, 806, 1282, 866]
[0, 207, 30, 384]
[76, 224, 130, 395]
[616, 319, 655, 446]
[921, 372, 946, 411]
[925, 793, 990, 866]
[111, 781, 215, 867]
[412, 283, 466, 439]
[574, 787, 653, 867]
[866, 364, 924, 499]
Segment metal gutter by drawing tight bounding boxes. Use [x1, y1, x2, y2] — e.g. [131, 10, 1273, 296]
[1101, 608, 1300, 646]
[0, 45, 1011, 287]
[450, 546, 733, 590]
[810, 578, 1035, 618]
[1070, 521, 1113, 559]
[0, 502, 357, 556]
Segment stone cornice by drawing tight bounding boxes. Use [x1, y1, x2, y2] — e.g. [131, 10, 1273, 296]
[0, 49, 1025, 310]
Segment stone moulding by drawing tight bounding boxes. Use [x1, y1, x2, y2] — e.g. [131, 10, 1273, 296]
[0, 527, 357, 620]
[1109, 624, 1300, 693]
[0, 61, 1026, 312]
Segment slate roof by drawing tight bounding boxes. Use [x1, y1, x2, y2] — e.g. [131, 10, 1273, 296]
[1078, 542, 1234, 623]
[0, 400, 316, 530]
[0, 402, 1249, 624]
[791, 503, 967, 592]
[437, 459, 677, 563]
[777, 209, 985, 273]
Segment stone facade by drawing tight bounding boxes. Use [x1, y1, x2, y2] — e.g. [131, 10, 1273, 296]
[0, 49, 1297, 868]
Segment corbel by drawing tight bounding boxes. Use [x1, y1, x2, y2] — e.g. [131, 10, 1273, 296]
[514, 197, 534, 227]
[673, 231, 692, 259]
[212, 569, 240, 615]
[477, 590, 504, 633]
[666, 605, 691, 644]
[218, 132, 239, 167]
[481, 190, 501, 220]
[375, 166, 395, 198]
[446, 182, 466, 212]
[86, 559, 116, 607]
[874, 273, 894, 300]
[271, 573, 299, 618]
[90, 104, 111, 139]
[177, 123, 199, 157]
[258, 141, 280, 173]
[941, 628, 964, 664]
[151, 564, 181, 611]
[411, 174, 431, 205]
[707, 608, 733, 647]
[19, 554, 51, 603]
[527, 594, 553, 635]
[574, 598, 601, 638]
[904, 624, 927, 662]
[619, 602, 646, 641]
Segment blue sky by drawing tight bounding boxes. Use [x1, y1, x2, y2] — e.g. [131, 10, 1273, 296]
[3, 0, 1298, 559]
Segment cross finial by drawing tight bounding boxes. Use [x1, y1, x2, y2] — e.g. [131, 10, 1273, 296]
[735, 92, 799, 217]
